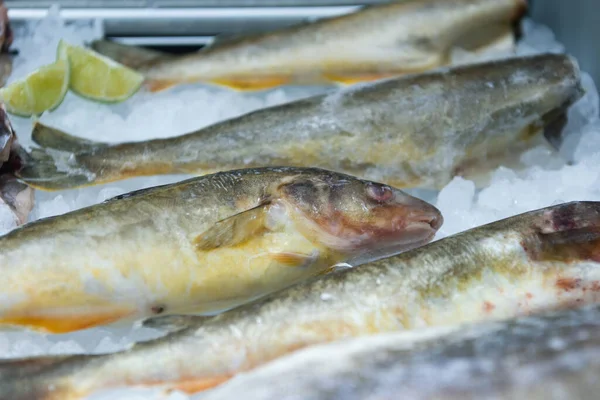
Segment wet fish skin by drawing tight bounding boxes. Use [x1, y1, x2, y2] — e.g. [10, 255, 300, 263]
[3, 201, 600, 400]
[91, 0, 527, 92]
[198, 304, 600, 400]
[0, 105, 33, 226]
[18, 53, 584, 192]
[0, 167, 441, 335]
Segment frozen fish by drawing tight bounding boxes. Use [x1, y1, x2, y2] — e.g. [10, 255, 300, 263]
[0, 167, 441, 334]
[17, 53, 584, 191]
[91, 0, 526, 92]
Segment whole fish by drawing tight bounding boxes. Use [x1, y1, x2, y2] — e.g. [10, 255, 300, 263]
[199, 304, 600, 400]
[2, 201, 600, 400]
[16, 53, 584, 192]
[0, 167, 442, 334]
[90, 0, 527, 92]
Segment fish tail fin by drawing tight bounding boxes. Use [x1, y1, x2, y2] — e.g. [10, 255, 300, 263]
[89, 39, 172, 71]
[15, 123, 108, 191]
[31, 122, 109, 153]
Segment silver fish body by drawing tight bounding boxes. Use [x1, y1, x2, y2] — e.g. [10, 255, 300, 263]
[19, 53, 584, 192]
[0, 167, 441, 334]
[90, 0, 526, 92]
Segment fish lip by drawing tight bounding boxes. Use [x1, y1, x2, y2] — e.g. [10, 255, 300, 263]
[415, 212, 443, 231]
[399, 210, 444, 232]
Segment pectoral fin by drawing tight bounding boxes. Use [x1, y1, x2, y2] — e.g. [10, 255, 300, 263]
[0, 307, 135, 334]
[270, 251, 319, 268]
[145, 79, 182, 93]
[194, 204, 269, 251]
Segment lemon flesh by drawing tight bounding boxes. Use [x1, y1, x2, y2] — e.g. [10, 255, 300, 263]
[57, 39, 144, 103]
[0, 60, 70, 117]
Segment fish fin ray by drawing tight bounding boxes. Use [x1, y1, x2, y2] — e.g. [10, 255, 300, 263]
[169, 376, 231, 393]
[270, 251, 319, 268]
[32, 122, 108, 152]
[145, 79, 181, 93]
[194, 204, 269, 251]
[209, 76, 291, 91]
[14, 147, 96, 192]
[89, 39, 173, 70]
[0, 308, 135, 334]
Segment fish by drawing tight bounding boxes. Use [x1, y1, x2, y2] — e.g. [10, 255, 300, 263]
[0, 0, 13, 88]
[0, 167, 442, 335]
[0, 4, 30, 227]
[2, 200, 600, 400]
[198, 303, 600, 400]
[0, 105, 34, 227]
[89, 0, 527, 93]
[16, 53, 584, 192]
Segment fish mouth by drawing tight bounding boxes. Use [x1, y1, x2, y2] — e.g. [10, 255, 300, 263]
[404, 212, 444, 232]
[350, 210, 443, 262]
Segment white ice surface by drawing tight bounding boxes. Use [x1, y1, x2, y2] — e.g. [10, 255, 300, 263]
[0, 8, 598, 400]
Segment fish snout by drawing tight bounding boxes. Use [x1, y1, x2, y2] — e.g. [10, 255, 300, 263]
[394, 193, 444, 232]
[412, 209, 444, 231]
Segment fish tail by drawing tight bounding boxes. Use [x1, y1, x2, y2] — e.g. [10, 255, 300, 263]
[89, 39, 172, 71]
[14, 123, 109, 191]
[89, 40, 184, 92]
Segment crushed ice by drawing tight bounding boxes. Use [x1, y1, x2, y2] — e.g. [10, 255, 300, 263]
[0, 9, 598, 400]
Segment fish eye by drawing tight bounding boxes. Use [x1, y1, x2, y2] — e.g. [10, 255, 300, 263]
[366, 183, 393, 203]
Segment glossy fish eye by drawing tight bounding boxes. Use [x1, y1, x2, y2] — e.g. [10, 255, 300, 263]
[366, 183, 393, 203]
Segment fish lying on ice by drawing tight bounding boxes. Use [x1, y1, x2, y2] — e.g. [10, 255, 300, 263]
[90, 0, 527, 92]
[2, 201, 599, 400]
[16, 53, 584, 192]
[0, 4, 32, 226]
[0, 105, 33, 226]
[199, 303, 600, 400]
[0, 167, 441, 334]
[0, 0, 13, 87]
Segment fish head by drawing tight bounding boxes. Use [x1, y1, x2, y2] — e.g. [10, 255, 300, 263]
[277, 171, 443, 263]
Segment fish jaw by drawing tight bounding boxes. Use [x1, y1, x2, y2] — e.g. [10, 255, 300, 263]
[293, 188, 443, 265]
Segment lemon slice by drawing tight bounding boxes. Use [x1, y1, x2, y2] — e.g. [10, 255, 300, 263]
[0, 60, 70, 117]
[57, 39, 145, 103]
